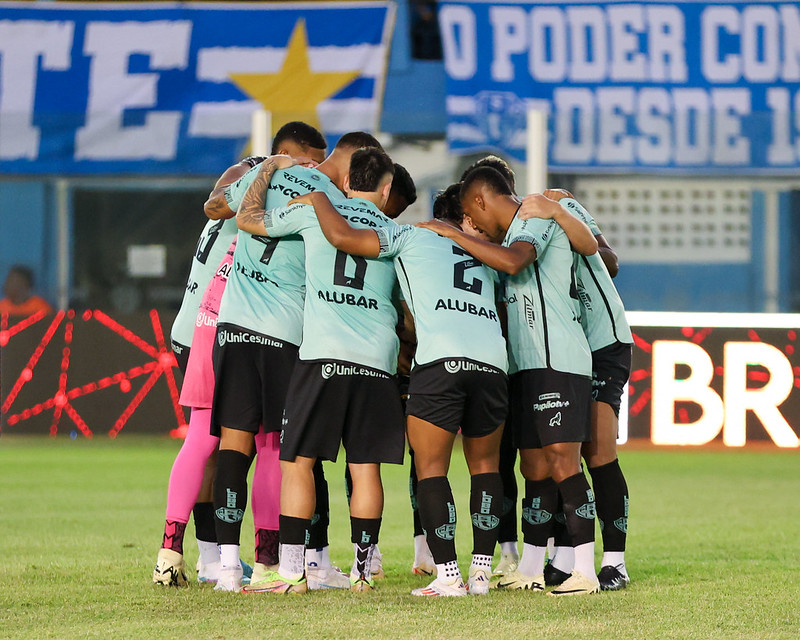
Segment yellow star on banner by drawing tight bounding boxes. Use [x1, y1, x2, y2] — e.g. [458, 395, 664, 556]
[229, 19, 360, 134]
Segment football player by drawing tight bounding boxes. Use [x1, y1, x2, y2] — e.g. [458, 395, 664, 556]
[419, 168, 602, 596]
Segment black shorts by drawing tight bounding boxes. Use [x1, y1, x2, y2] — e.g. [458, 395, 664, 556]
[592, 341, 632, 416]
[508, 368, 592, 449]
[171, 340, 190, 377]
[406, 359, 507, 438]
[210, 323, 298, 436]
[280, 360, 405, 465]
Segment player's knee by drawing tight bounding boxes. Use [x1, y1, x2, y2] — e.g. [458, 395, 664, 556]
[519, 452, 549, 481]
[464, 449, 499, 476]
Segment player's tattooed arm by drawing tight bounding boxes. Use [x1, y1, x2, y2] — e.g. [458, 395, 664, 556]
[417, 219, 537, 275]
[518, 192, 598, 256]
[289, 192, 381, 257]
[204, 159, 256, 220]
[236, 158, 279, 235]
[236, 155, 298, 235]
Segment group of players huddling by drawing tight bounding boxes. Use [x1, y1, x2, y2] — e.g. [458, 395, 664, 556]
[152, 120, 633, 598]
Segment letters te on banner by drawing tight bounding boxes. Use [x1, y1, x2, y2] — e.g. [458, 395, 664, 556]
[0, 2, 394, 174]
[624, 312, 800, 448]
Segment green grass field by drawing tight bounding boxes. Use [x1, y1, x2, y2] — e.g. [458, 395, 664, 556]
[1, 437, 798, 639]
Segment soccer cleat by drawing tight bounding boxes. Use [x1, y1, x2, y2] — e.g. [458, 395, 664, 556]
[370, 546, 385, 580]
[242, 570, 308, 595]
[412, 561, 435, 576]
[411, 577, 467, 597]
[467, 567, 491, 595]
[241, 560, 253, 585]
[153, 548, 189, 587]
[412, 563, 435, 576]
[213, 566, 243, 592]
[495, 569, 545, 591]
[197, 560, 221, 584]
[598, 564, 630, 591]
[412, 538, 435, 576]
[249, 562, 279, 585]
[543, 560, 571, 586]
[492, 552, 519, 577]
[349, 573, 376, 592]
[548, 571, 601, 597]
[306, 563, 350, 590]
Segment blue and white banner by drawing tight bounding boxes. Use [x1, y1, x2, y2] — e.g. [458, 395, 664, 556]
[440, 0, 800, 173]
[0, 2, 394, 174]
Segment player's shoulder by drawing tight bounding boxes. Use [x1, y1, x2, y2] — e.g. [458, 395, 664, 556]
[415, 225, 455, 249]
[384, 222, 417, 245]
[560, 197, 592, 219]
[339, 197, 393, 227]
[271, 201, 312, 225]
[276, 164, 319, 185]
[505, 214, 548, 243]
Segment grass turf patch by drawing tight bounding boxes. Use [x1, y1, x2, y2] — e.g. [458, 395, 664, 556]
[1, 436, 798, 639]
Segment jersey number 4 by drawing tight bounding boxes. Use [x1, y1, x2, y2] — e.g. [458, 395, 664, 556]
[194, 219, 225, 265]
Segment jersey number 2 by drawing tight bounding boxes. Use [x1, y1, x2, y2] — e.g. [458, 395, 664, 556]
[452, 246, 483, 295]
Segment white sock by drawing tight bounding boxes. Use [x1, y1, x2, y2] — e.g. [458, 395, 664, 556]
[197, 540, 220, 567]
[551, 545, 574, 573]
[602, 551, 626, 574]
[499, 541, 519, 558]
[546, 536, 555, 558]
[279, 543, 306, 579]
[305, 545, 330, 568]
[471, 554, 492, 571]
[414, 534, 431, 559]
[436, 560, 462, 583]
[219, 544, 240, 569]
[517, 543, 547, 577]
[573, 541, 596, 578]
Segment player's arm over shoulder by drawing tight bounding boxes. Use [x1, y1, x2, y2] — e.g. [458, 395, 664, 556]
[552, 193, 619, 276]
[519, 192, 597, 256]
[418, 219, 536, 276]
[204, 157, 266, 220]
[289, 192, 382, 258]
[236, 156, 296, 235]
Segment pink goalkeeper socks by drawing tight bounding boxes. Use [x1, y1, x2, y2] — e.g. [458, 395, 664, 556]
[165, 407, 219, 522]
[252, 430, 281, 530]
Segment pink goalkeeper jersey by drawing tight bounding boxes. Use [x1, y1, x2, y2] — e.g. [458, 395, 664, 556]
[179, 239, 235, 409]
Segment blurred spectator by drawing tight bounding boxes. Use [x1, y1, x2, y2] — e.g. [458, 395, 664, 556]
[0, 265, 53, 316]
[411, 1, 442, 60]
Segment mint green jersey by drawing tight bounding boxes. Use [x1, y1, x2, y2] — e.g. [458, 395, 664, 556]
[502, 213, 591, 376]
[375, 225, 507, 372]
[559, 198, 633, 351]
[217, 165, 341, 344]
[265, 197, 399, 373]
[171, 217, 237, 348]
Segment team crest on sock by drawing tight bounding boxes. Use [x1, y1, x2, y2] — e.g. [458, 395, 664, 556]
[523, 497, 552, 524]
[575, 502, 597, 520]
[215, 489, 244, 523]
[472, 491, 500, 530]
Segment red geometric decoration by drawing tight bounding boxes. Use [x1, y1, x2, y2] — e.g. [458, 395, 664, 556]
[0, 309, 188, 438]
